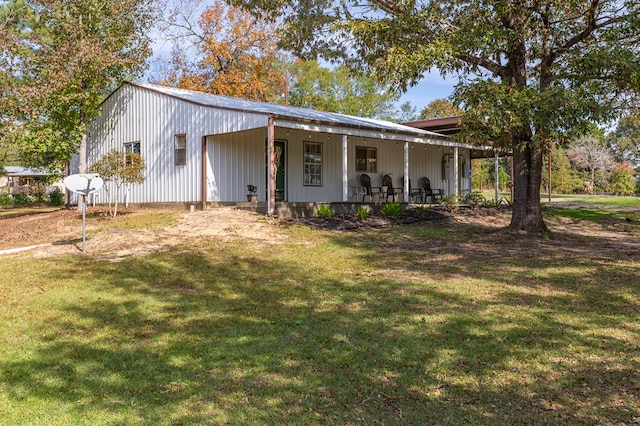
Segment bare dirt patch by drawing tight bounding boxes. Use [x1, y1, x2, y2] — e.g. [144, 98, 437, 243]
[2, 204, 639, 261]
[0, 207, 284, 261]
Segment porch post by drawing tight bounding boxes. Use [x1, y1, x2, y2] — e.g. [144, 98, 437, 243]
[201, 136, 207, 210]
[342, 135, 348, 202]
[404, 141, 409, 202]
[454, 146, 459, 197]
[495, 154, 500, 203]
[267, 117, 275, 216]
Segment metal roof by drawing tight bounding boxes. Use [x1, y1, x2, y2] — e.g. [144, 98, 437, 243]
[129, 82, 447, 139]
[2, 166, 52, 177]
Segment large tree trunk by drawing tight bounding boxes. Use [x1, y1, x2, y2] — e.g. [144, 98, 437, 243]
[509, 139, 548, 233]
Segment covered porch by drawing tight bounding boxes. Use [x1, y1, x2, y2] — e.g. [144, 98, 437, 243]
[202, 116, 479, 215]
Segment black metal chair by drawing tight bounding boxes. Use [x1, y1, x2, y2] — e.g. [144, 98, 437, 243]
[381, 174, 402, 202]
[359, 174, 381, 203]
[420, 177, 442, 204]
[404, 178, 423, 203]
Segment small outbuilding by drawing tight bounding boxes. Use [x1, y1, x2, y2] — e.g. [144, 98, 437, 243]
[76, 82, 479, 215]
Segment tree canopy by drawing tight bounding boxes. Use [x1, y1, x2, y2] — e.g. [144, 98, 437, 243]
[231, 0, 640, 232]
[419, 99, 463, 120]
[287, 60, 402, 120]
[151, 0, 287, 102]
[1, 0, 153, 172]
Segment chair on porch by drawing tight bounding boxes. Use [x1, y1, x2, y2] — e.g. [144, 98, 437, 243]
[359, 174, 380, 203]
[420, 177, 442, 204]
[349, 178, 366, 202]
[403, 177, 424, 203]
[381, 174, 402, 202]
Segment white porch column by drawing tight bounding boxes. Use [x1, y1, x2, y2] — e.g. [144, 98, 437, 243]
[342, 135, 348, 202]
[267, 117, 275, 216]
[454, 146, 459, 197]
[404, 141, 410, 202]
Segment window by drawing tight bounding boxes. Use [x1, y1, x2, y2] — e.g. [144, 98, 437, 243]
[174, 134, 187, 165]
[303, 141, 322, 186]
[356, 146, 377, 172]
[124, 141, 141, 154]
[124, 142, 141, 166]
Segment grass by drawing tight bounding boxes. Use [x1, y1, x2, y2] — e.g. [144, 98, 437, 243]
[0, 206, 62, 219]
[1, 206, 639, 424]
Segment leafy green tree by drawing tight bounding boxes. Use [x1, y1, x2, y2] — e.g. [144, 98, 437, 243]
[606, 162, 636, 196]
[420, 99, 462, 120]
[471, 159, 492, 191]
[231, 0, 640, 233]
[89, 150, 146, 217]
[287, 60, 401, 120]
[607, 113, 640, 170]
[0, 0, 35, 170]
[3, 0, 152, 172]
[542, 147, 584, 195]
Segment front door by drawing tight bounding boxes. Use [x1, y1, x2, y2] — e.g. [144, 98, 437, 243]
[274, 140, 286, 201]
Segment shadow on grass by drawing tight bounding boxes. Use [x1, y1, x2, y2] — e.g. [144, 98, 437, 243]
[1, 221, 639, 424]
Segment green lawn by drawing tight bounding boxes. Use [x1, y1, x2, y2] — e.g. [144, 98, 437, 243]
[1, 207, 639, 424]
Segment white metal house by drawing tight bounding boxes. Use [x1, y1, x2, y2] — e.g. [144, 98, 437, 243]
[79, 82, 478, 214]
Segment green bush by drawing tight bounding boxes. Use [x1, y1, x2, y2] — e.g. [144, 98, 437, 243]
[463, 191, 485, 209]
[381, 202, 402, 217]
[31, 185, 47, 203]
[440, 194, 460, 212]
[12, 193, 32, 206]
[48, 188, 65, 206]
[357, 206, 369, 221]
[0, 192, 12, 206]
[317, 205, 333, 218]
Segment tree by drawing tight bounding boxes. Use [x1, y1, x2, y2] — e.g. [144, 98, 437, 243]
[230, 0, 640, 233]
[567, 135, 613, 194]
[0, 0, 34, 170]
[606, 161, 636, 196]
[420, 99, 462, 120]
[3, 0, 152, 172]
[89, 150, 146, 217]
[471, 159, 492, 191]
[542, 147, 584, 195]
[287, 60, 402, 119]
[607, 113, 640, 170]
[151, 0, 287, 102]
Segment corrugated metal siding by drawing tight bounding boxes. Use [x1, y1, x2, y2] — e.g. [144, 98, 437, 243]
[82, 83, 475, 205]
[85, 84, 269, 204]
[206, 129, 266, 202]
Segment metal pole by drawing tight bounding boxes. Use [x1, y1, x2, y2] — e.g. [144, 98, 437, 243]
[82, 194, 87, 253]
[548, 143, 552, 203]
[495, 155, 500, 203]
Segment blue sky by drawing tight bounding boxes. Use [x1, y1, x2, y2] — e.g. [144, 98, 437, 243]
[398, 71, 458, 113]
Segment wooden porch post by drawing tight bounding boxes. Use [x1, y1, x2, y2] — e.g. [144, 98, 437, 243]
[342, 135, 348, 202]
[201, 136, 207, 210]
[267, 117, 275, 216]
